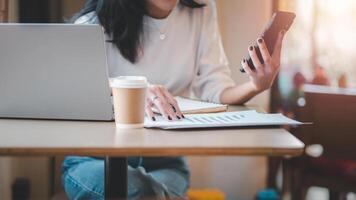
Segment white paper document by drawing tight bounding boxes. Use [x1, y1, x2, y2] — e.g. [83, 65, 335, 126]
[144, 110, 302, 130]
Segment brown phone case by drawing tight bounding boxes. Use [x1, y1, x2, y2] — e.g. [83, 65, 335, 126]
[240, 11, 296, 73]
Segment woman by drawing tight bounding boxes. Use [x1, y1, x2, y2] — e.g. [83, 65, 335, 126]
[62, 0, 285, 199]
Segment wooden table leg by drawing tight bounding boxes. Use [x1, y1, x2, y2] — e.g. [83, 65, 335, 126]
[105, 157, 128, 200]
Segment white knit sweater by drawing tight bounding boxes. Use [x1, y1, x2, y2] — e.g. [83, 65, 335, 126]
[76, 0, 236, 103]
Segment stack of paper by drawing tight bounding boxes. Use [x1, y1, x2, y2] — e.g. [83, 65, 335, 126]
[144, 110, 302, 130]
[153, 97, 228, 114]
[175, 97, 228, 114]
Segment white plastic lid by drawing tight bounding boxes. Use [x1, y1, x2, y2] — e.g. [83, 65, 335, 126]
[110, 76, 148, 88]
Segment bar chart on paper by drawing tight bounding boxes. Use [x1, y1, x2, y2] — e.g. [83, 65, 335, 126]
[144, 110, 302, 129]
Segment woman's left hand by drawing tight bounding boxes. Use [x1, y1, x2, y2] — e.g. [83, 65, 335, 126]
[241, 30, 285, 92]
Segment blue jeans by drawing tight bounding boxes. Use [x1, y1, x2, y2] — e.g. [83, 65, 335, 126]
[62, 156, 190, 200]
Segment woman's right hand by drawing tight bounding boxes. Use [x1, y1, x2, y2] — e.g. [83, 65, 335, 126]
[145, 85, 184, 121]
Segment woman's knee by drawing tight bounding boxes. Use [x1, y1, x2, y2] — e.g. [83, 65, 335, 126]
[62, 157, 105, 200]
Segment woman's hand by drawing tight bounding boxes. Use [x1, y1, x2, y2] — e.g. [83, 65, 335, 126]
[145, 85, 184, 121]
[241, 30, 285, 92]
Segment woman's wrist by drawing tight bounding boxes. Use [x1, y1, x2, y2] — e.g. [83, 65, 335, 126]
[220, 82, 262, 105]
[248, 81, 265, 94]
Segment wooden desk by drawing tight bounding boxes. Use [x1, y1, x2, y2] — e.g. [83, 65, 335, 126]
[0, 106, 304, 199]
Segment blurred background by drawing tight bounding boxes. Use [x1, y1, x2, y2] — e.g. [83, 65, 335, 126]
[272, 0, 356, 115]
[0, 0, 355, 199]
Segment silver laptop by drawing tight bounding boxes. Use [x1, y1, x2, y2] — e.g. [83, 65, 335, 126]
[0, 24, 114, 121]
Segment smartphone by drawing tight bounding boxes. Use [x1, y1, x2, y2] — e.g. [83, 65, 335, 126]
[240, 11, 296, 73]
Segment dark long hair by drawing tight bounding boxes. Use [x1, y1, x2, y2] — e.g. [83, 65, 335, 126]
[73, 0, 205, 63]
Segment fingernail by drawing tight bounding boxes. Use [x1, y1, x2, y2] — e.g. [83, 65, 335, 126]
[168, 116, 172, 121]
[152, 117, 156, 121]
[243, 59, 246, 63]
[182, 115, 185, 118]
[258, 38, 263, 44]
[177, 115, 181, 120]
[171, 105, 177, 113]
[249, 46, 254, 51]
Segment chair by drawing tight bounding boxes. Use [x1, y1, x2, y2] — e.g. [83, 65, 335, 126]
[288, 84, 356, 200]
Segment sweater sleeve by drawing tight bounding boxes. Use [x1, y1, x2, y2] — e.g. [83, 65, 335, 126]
[192, 0, 236, 103]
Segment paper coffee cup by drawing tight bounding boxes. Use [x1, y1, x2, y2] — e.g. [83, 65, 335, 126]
[110, 76, 148, 129]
